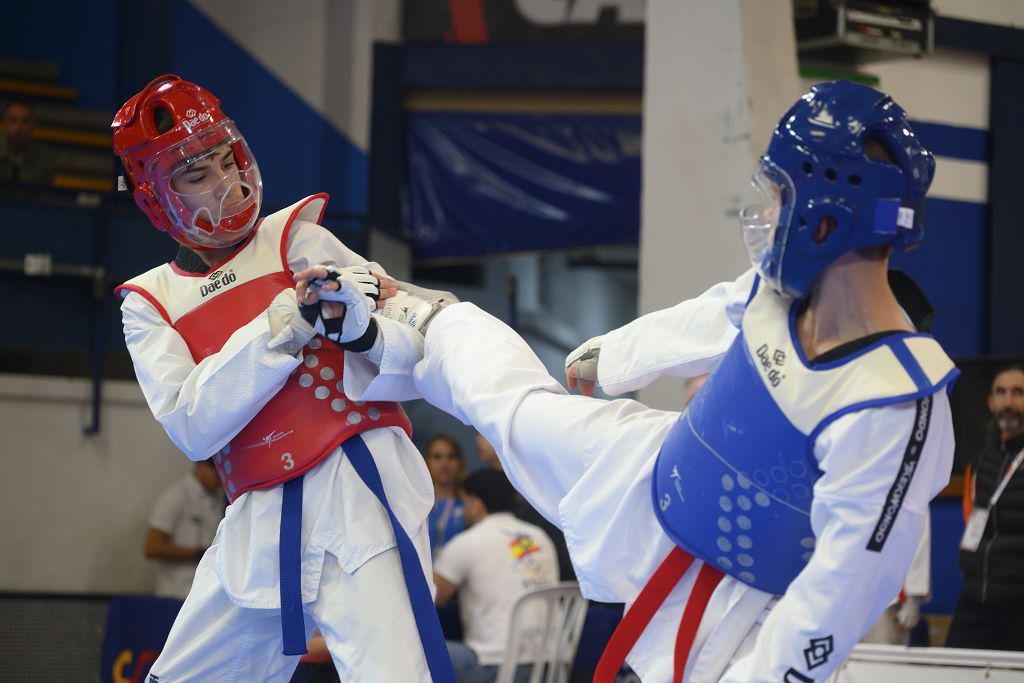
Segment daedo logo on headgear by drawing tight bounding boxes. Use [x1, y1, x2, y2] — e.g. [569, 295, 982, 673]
[200, 269, 237, 297]
[182, 108, 211, 129]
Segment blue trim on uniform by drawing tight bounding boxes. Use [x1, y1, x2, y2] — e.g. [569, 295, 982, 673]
[889, 339, 931, 392]
[344, 434, 456, 683]
[279, 476, 307, 656]
[786, 299, 934, 372]
[744, 276, 761, 308]
[806, 367, 960, 449]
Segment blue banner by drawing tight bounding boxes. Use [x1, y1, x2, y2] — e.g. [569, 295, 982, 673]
[405, 112, 641, 258]
[101, 596, 182, 682]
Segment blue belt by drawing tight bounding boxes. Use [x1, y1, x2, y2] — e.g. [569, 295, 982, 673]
[279, 476, 306, 655]
[277, 435, 456, 682]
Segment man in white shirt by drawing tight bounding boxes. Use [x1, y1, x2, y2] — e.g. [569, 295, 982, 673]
[145, 458, 225, 600]
[435, 469, 559, 683]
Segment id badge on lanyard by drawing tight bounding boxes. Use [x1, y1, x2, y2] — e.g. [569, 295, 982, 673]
[961, 448, 1024, 552]
[960, 507, 989, 552]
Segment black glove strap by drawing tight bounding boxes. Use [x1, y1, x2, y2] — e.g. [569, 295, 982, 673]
[339, 318, 379, 353]
[299, 301, 321, 328]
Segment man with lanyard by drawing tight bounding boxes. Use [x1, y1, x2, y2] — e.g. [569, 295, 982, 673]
[113, 75, 455, 681]
[353, 81, 959, 681]
[948, 365, 1024, 650]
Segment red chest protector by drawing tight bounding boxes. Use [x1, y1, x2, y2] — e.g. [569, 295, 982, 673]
[117, 194, 412, 502]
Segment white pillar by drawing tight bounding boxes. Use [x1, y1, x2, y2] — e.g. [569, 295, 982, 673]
[637, 0, 800, 409]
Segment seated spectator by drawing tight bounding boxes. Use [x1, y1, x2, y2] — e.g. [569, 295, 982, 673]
[425, 432, 468, 557]
[435, 469, 560, 683]
[144, 458, 226, 600]
[0, 98, 55, 185]
[947, 364, 1024, 650]
[476, 431, 576, 580]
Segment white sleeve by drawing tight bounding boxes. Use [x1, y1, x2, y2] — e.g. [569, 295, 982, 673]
[343, 316, 425, 402]
[286, 219, 373, 272]
[597, 269, 756, 396]
[121, 291, 303, 461]
[720, 391, 954, 683]
[287, 221, 426, 401]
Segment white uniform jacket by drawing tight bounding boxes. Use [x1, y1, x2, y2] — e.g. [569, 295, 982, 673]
[407, 268, 955, 682]
[121, 201, 432, 609]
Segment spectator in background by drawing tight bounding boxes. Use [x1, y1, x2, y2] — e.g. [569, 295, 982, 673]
[0, 98, 55, 185]
[476, 431, 575, 581]
[435, 469, 559, 683]
[144, 458, 225, 600]
[947, 364, 1024, 650]
[425, 432, 468, 557]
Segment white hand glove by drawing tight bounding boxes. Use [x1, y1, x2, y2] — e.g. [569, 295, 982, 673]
[565, 336, 603, 394]
[267, 289, 317, 356]
[378, 289, 455, 336]
[896, 596, 922, 630]
[321, 278, 377, 346]
[308, 264, 380, 307]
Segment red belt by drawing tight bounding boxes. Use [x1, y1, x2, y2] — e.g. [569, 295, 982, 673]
[595, 547, 724, 683]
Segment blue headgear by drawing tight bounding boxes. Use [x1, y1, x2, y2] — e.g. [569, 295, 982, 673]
[741, 80, 935, 299]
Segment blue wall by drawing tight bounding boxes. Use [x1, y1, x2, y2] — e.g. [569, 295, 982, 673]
[890, 197, 987, 357]
[891, 121, 991, 357]
[169, 1, 368, 213]
[926, 498, 966, 615]
[4, 0, 368, 215]
[1, 1, 120, 111]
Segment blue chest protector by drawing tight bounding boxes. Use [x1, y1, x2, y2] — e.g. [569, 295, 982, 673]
[651, 278, 958, 595]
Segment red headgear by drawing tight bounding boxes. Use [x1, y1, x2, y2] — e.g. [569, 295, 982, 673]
[112, 74, 262, 250]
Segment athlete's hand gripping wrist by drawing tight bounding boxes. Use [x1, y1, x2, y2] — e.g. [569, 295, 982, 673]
[565, 336, 603, 396]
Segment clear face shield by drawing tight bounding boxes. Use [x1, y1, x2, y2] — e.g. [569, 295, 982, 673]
[148, 119, 262, 249]
[740, 159, 795, 293]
